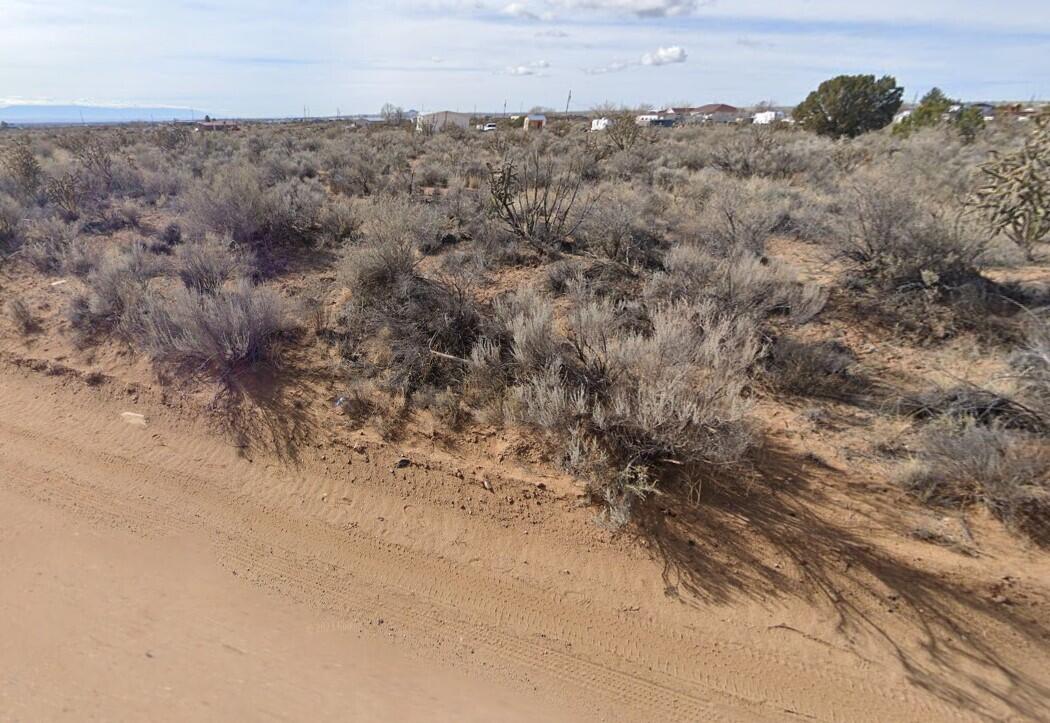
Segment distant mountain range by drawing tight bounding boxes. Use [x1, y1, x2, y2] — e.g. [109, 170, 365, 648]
[0, 105, 205, 125]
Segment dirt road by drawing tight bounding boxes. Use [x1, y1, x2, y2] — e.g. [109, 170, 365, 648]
[1, 364, 1047, 721]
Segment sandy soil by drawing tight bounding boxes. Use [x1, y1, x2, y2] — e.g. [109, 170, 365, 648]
[0, 356, 1048, 722]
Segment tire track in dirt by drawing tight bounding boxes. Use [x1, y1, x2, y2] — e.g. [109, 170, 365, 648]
[0, 371, 984, 722]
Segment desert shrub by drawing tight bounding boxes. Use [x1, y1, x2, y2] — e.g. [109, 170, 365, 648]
[419, 163, 449, 188]
[149, 222, 183, 254]
[262, 176, 326, 246]
[6, 297, 36, 335]
[488, 149, 595, 254]
[707, 128, 822, 179]
[0, 194, 23, 252]
[576, 187, 665, 267]
[80, 199, 142, 235]
[356, 194, 444, 254]
[60, 236, 98, 277]
[901, 420, 1049, 536]
[342, 239, 486, 396]
[174, 235, 254, 294]
[66, 241, 167, 339]
[316, 195, 359, 246]
[543, 258, 586, 294]
[187, 164, 269, 245]
[837, 176, 987, 289]
[675, 174, 794, 254]
[469, 288, 758, 521]
[21, 217, 77, 273]
[128, 280, 294, 376]
[898, 384, 1045, 432]
[1012, 310, 1050, 419]
[645, 245, 826, 325]
[764, 336, 863, 401]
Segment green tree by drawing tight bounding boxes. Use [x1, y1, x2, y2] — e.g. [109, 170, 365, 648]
[954, 106, 986, 144]
[793, 74, 903, 139]
[894, 88, 985, 143]
[893, 87, 953, 136]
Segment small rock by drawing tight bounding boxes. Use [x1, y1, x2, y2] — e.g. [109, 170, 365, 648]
[482, 479, 493, 492]
[120, 412, 147, 427]
[394, 457, 411, 469]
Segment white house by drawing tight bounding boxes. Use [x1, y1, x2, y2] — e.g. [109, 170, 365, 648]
[752, 110, 785, 125]
[415, 110, 473, 133]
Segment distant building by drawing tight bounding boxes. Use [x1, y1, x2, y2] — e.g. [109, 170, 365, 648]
[635, 111, 676, 128]
[691, 103, 742, 123]
[523, 113, 547, 131]
[752, 110, 785, 125]
[194, 120, 240, 132]
[415, 111, 473, 133]
[967, 103, 997, 120]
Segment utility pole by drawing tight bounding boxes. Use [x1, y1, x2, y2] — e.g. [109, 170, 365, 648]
[565, 89, 572, 115]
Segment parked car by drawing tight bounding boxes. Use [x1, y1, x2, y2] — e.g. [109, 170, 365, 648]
[481, 123, 498, 132]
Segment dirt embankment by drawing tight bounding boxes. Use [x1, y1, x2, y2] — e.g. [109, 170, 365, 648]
[0, 351, 1048, 721]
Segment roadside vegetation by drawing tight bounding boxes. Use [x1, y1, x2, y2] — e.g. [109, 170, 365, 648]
[1, 84, 1048, 539]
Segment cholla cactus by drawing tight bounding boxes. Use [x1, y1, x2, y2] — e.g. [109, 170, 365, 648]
[1, 139, 42, 198]
[970, 111, 1050, 261]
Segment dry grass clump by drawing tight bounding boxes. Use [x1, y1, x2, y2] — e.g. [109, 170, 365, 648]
[0, 194, 23, 254]
[1012, 310, 1050, 420]
[356, 194, 444, 254]
[174, 235, 254, 294]
[6, 297, 37, 335]
[901, 420, 1049, 538]
[21, 217, 78, 273]
[897, 384, 1045, 432]
[645, 245, 826, 325]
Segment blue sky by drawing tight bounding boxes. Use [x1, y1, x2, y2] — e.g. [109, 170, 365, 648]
[0, 0, 1047, 117]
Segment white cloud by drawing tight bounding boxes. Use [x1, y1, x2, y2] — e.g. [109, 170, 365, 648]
[551, 0, 699, 17]
[640, 45, 686, 65]
[506, 59, 551, 75]
[587, 45, 686, 73]
[502, 2, 554, 20]
[584, 60, 629, 74]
